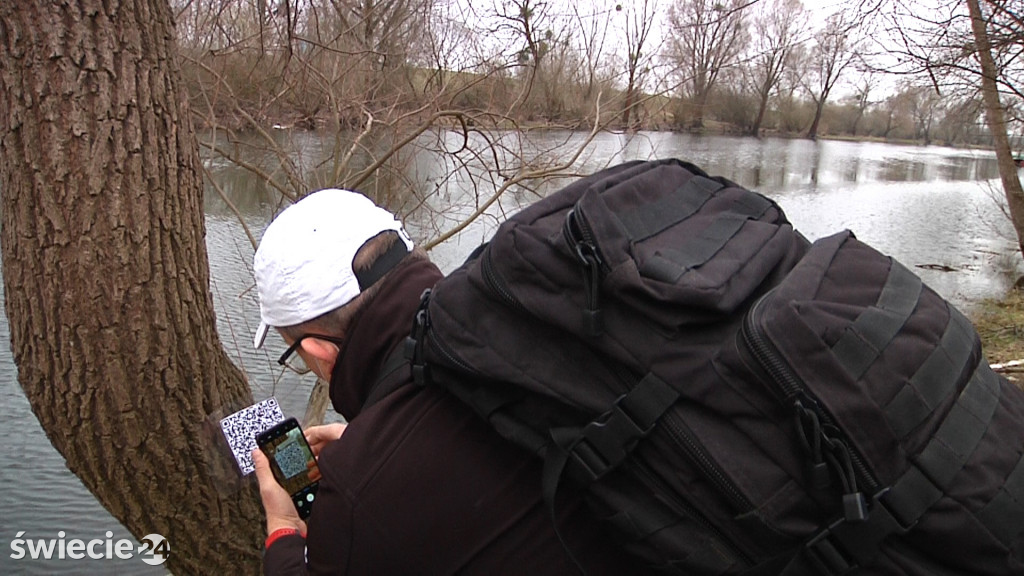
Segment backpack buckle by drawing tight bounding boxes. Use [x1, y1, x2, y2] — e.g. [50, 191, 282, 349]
[805, 520, 856, 575]
[570, 399, 647, 482]
[804, 487, 918, 575]
[566, 373, 679, 484]
[405, 290, 432, 386]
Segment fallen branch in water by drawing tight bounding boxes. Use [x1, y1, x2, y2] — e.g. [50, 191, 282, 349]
[915, 263, 958, 272]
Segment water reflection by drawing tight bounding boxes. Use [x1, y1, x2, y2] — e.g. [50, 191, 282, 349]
[200, 129, 1015, 305]
[204, 130, 1002, 226]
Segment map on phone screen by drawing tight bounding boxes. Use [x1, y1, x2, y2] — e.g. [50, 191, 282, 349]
[219, 397, 286, 475]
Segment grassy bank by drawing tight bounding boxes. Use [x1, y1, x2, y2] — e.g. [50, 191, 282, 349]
[972, 289, 1024, 364]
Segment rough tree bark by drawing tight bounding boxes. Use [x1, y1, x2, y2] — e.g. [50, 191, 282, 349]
[967, 0, 1024, 255]
[0, 1, 264, 574]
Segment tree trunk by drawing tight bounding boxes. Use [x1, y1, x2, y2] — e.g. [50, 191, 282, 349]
[882, 109, 895, 139]
[0, 1, 264, 574]
[692, 89, 709, 129]
[807, 98, 825, 140]
[622, 77, 636, 129]
[850, 109, 864, 136]
[751, 90, 770, 137]
[967, 0, 1024, 255]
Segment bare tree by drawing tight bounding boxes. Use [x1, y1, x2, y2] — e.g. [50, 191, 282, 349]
[934, 96, 984, 145]
[866, 0, 1024, 250]
[876, 93, 906, 139]
[412, 0, 482, 97]
[494, 0, 555, 115]
[571, 1, 614, 102]
[0, 1, 264, 574]
[619, 0, 661, 130]
[771, 42, 809, 133]
[906, 83, 944, 144]
[747, 0, 807, 136]
[665, 0, 750, 128]
[967, 0, 1024, 254]
[848, 72, 876, 136]
[804, 12, 860, 140]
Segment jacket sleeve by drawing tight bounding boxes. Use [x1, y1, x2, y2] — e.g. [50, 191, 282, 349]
[263, 534, 307, 576]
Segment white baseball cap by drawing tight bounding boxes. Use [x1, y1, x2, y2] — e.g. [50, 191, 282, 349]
[252, 189, 414, 348]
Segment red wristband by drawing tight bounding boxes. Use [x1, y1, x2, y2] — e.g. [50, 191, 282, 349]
[265, 527, 304, 549]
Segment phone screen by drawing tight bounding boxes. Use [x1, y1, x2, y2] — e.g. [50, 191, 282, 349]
[257, 418, 321, 519]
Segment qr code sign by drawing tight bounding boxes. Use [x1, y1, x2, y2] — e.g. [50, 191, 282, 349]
[220, 397, 285, 475]
[274, 438, 309, 479]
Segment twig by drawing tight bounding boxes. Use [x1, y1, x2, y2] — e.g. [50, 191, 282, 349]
[202, 163, 259, 250]
[991, 358, 1024, 372]
[424, 92, 607, 250]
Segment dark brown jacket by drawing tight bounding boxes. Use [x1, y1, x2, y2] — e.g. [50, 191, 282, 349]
[263, 257, 647, 575]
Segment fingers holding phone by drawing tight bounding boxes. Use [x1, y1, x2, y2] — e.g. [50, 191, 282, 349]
[304, 422, 347, 458]
[256, 418, 322, 520]
[252, 448, 307, 534]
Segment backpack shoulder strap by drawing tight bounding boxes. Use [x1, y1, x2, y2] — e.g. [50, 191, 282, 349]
[362, 344, 411, 411]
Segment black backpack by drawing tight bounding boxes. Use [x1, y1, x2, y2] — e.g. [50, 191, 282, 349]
[399, 159, 1024, 574]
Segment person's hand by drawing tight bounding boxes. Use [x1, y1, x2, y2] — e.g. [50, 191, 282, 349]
[304, 423, 347, 458]
[251, 449, 306, 535]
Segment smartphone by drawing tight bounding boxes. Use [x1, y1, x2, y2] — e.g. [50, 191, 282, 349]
[256, 417, 321, 519]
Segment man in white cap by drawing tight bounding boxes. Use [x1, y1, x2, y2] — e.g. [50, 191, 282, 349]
[249, 189, 644, 575]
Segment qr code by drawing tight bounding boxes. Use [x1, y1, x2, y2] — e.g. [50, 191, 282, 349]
[274, 438, 309, 479]
[220, 397, 285, 475]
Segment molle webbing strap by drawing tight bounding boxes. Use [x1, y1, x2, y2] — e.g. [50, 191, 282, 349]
[617, 175, 723, 242]
[355, 239, 410, 291]
[798, 362, 1000, 574]
[831, 260, 922, 381]
[885, 305, 977, 438]
[541, 372, 715, 575]
[978, 447, 1024, 547]
[637, 195, 774, 285]
[912, 361, 999, 488]
[867, 362, 998, 547]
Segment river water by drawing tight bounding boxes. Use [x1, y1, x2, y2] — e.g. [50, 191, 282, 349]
[0, 132, 1019, 574]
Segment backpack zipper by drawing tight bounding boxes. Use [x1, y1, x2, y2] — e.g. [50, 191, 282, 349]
[564, 206, 608, 336]
[480, 247, 529, 314]
[563, 204, 609, 274]
[420, 310, 479, 377]
[662, 410, 754, 514]
[741, 291, 881, 518]
[608, 365, 755, 517]
[632, 456, 754, 569]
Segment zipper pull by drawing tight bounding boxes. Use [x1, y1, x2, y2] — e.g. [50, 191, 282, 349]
[843, 491, 869, 523]
[794, 400, 832, 490]
[565, 208, 604, 336]
[819, 422, 869, 523]
[574, 242, 603, 336]
[405, 289, 432, 385]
